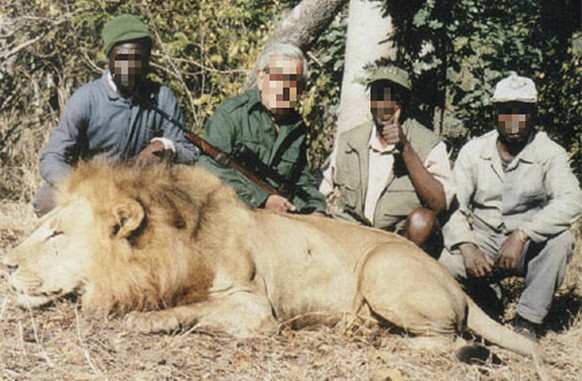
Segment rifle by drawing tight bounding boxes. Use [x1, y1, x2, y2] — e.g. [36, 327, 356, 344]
[184, 132, 285, 198]
[136, 92, 307, 201]
[228, 143, 311, 201]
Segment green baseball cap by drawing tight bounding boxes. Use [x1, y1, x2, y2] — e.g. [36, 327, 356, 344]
[102, 14, 153, 56]
[366, 65, 412, 92]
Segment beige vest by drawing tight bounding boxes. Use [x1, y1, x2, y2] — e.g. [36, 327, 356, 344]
[332, 119, 441, 230]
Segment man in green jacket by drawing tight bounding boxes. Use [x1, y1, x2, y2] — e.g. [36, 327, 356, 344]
[320, 66, 455, 255]
[198, 44, 326, 214]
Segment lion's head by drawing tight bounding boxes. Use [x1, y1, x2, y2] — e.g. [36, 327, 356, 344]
[3, 162, 237, 313]
[4, 199, 96, 308]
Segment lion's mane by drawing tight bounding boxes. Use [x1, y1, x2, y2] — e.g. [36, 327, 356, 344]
[58, 161, 243, 314]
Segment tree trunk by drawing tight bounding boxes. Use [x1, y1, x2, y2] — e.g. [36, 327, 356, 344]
[336, 0, 397, 136]
[245, 0, 348, 90]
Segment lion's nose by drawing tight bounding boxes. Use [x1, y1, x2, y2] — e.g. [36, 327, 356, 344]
[5, 263, 18, 275]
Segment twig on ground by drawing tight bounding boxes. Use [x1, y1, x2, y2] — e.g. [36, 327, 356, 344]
[27, 306, 54, 367]
[74, 306, 105, 378]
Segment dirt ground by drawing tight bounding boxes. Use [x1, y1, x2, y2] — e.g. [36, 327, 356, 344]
[0, 200, 580, 381]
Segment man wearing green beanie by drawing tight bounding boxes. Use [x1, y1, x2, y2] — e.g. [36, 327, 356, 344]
[319, 65, 455, 257]
[33, 14, 198, 216]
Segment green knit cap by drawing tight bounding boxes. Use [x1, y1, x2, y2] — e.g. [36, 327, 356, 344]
[102, 14, 152, 56]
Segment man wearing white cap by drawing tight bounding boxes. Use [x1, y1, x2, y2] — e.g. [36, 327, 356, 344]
[439, 73, 582, 340]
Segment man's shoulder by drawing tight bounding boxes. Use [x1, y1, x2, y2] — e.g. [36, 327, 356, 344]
[403, 118, 432, 133]
[460, 130, 497, 152]
[530, 131, 568, 155]
[338, 122, 371, 140]
[527, 131, 567, 161]
[140, 80, 178, 102]
[402, 119, 442, 158]
[64, 75, 107, 108]
[216, 89, 258, 114]
[71, 75, 104, 96]
[403, 118, 440, 142]
[337, 122, 372, 150]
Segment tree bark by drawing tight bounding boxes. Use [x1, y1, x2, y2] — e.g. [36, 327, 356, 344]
[245, 0, 348, 90]
[336, 0, 397, 136]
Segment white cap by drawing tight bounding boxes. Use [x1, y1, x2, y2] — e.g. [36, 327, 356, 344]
[491, 73, 538, 103]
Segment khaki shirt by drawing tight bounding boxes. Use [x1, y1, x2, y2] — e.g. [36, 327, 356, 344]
[444, 130, 582, 248]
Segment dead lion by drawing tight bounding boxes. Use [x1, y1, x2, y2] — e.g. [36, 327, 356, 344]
[3, 161, 539, 359]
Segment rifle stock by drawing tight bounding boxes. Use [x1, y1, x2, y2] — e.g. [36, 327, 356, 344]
[184, 132, 282, 197]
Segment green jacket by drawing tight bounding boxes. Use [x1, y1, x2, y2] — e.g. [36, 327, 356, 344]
[198, 88, 326, 213]
[332, 119, 441, 230]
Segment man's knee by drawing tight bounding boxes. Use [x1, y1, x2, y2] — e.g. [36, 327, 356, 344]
[545, 230, 576, 261]
[438, 248, 467, 280]
[33, 183, 56, 217]
[404, 208, 437, 247]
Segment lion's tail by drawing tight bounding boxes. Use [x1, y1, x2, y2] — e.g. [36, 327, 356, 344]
[465, 297, 543, 360]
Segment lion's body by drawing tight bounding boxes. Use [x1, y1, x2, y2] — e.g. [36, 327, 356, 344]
[4, 162, 537, 357]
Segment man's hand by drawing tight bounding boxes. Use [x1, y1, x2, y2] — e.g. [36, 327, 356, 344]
[265, 195, 296, 213]
[377, 109, 408, 148]
[459, 242, 494, 278]
[136, 140, 168, 164]
[496, 230, 526, 270]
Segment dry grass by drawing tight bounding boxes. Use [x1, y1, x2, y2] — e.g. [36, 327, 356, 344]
[0, 203, 580, 380]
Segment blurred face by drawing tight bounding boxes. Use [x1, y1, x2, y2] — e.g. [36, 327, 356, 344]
[496, 102, 535, 143]
[109, 41, 150, 92]
[257, 56, 304, 115]
[370, 82, 402, 125]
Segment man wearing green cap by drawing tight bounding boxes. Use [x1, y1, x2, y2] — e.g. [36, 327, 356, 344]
[34, 14, 198, 216]
[439, 73, 582, 340]
[320, 65, 455, 256]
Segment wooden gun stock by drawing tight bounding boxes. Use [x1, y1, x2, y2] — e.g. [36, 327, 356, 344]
[185, 132, 282, 197]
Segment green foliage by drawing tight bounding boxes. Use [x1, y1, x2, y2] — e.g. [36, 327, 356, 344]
[385, 0, 581, 176]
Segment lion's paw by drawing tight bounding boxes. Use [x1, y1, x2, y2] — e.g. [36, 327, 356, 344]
[124, 311, 181, 334]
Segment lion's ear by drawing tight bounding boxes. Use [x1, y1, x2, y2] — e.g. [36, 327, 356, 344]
[110, 198, 145, 239]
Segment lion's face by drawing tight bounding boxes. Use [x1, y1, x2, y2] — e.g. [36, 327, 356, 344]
[3, 200, 98, 308]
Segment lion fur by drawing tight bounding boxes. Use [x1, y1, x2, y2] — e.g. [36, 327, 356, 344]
[5, 161, 540, 358]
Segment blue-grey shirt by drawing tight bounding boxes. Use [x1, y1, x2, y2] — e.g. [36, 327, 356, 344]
[39, 71, 198, 184]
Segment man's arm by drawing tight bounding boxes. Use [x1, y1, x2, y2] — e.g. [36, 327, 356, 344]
[197, 109, 271, 208]
[399, 141, 446, 213]
[379, 114, 446, 213]
[39, 91, 87, 185]
[442, 143, 479, 250]
[443, 143, 494, 277]
[519, 148, 582, 243]
[423, 142, 456, 209]
[158, 87, 198, 164]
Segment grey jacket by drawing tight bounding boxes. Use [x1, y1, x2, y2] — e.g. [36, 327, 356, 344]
[39, 71, 198, 184]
